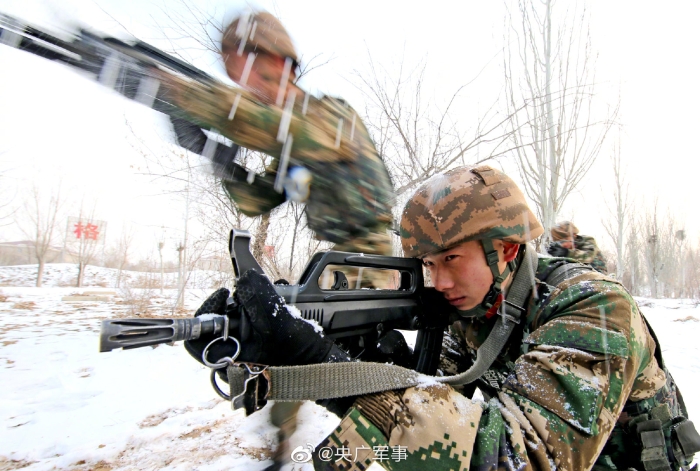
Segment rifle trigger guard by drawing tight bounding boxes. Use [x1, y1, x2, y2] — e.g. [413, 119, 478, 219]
[231, 363, 270, 415]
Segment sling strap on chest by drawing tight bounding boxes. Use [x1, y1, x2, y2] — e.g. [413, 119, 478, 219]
[224, 244, 539, 414]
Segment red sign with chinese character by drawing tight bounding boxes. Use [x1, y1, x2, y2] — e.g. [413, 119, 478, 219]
[67, 217, 107, 243]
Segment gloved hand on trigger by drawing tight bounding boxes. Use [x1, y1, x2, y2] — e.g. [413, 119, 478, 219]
[184, 270, 349, 369]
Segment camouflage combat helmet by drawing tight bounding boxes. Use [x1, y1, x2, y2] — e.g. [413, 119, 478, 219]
[401, 165, 543, 318]
[222, 11, 299, 67]
[551, 221, 579, 241]
[400, 165, 543, 258]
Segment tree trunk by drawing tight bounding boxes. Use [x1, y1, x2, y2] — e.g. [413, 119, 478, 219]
[252, 213, 271, 262]
[77, 262, 85, 287]
[36, 259, 45, 288]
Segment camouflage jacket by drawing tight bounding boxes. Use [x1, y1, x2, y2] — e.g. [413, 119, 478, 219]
[566, 235, 608, 274]
[442, 256, 678, 471]
[315, 256, 690, 471]
[160, 75, 394, 254]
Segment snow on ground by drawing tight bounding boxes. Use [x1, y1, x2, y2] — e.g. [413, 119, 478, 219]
[1, 264, 699, 470]
[0, 264, 227, 291]
[0, 266, 341, 471]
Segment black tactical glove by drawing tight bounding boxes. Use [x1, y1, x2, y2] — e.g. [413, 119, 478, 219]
[184, 270, 349, 369]
[233, 270, 349, 366]
[376, 330, 413, 368]
[547, 242, 569, 258]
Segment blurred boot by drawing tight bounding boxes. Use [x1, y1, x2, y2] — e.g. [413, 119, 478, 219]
[265, 401, 302, 471]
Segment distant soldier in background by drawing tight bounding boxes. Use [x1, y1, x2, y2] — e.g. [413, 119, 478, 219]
[548, 220, 608, 273]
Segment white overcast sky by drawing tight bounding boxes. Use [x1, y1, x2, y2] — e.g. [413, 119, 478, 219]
[1, 0, 699, 258]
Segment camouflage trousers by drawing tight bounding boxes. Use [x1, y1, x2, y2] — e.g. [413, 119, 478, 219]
[312, 384, 485, 471]
[332, 231, 393, 257]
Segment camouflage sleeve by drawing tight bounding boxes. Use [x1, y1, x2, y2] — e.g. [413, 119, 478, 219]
[160, 73, 371, 165]
[438, 326, 471, 377]
[313, 273, 662, 471]
[491, 272, 661, 471]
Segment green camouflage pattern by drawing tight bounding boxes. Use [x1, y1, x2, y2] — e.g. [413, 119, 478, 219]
[399, 166, 543, 258]
[565, 235, 608, 274]
[551, 221, 580, 242]
[315, 256, 685, 471]
[161, 73, 394, 256]
[313, 384, 481, 471]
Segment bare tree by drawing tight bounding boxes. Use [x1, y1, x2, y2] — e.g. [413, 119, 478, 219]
[503, 0, 619, 247]
[69, 200, 104, 288]
[21, 183, 67, 287]
[602, 134, 631, 280]
[153, 1, 333, 83]
[114, 225, 135, 289]
[354, 52, 523, 200]
[640, 201, 683, 298]
[623, 213, 644, 296]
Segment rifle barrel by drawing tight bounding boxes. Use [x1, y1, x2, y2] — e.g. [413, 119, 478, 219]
[99, 317, 225, 352]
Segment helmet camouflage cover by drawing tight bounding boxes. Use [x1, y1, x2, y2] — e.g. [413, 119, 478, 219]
[551, 221, 579, 241]
[400, 165, 543, 257]
[221, 11, 298, 65]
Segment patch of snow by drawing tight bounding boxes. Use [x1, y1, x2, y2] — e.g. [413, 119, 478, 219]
[1, 265, 698, 470]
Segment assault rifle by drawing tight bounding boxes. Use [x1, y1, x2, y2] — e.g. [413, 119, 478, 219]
[2, 16, 455, 374]
[0, 14, 243, 179]
[100, 229, 454, 376]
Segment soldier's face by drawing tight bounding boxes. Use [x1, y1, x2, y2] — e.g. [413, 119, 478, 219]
[422, 240, 518, 310]
[224, 50, 290, 104]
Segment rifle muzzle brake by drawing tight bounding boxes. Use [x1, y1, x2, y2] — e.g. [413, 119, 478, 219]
[99, 316, 226, 352]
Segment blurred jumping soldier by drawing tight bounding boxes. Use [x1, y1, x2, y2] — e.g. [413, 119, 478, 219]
[548, 220, 608, 273]
[187, 165, 700, 471]
[159, 10, 394, 257]
[166, 11, 396, 470]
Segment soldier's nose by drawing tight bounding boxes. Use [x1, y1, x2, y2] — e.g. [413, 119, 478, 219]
[432, 270, 454, 292]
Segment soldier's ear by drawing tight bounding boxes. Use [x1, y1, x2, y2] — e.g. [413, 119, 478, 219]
[502, 242, 520, 262]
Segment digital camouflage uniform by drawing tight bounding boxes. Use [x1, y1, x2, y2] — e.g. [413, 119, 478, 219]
[160, 72, 394, 256]
[565, 235, 608, 274]
[550, 222, 607, 274]
[312, 167, 696, 471]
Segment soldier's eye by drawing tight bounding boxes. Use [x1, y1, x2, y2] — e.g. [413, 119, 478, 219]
[445, 254, 458, 262]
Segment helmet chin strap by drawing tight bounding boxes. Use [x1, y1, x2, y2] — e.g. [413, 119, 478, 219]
[456, 239, 517, 319]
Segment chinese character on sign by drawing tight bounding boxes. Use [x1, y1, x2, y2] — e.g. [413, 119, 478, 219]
[73, 222, 84, 239]
[73, 222, 100, 240]
[84, 223, 99, 240]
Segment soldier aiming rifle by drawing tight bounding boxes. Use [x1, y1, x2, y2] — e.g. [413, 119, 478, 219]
[183, 166, 700, 471]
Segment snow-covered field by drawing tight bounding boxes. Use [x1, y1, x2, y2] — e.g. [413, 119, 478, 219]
[1, 264, 699, 470]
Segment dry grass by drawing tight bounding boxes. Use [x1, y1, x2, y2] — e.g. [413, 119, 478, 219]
[0, 457, 38, 470]
[673, 315, 699, 322]
[118, 284, 155, 316]
[138, 407, 193, 428]
[11, 301, 36, 310]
